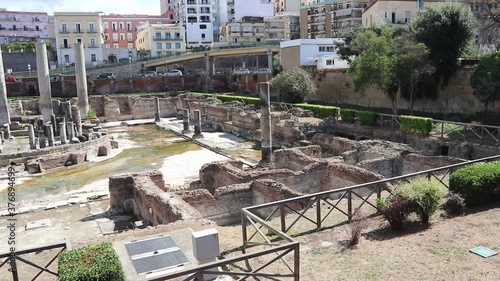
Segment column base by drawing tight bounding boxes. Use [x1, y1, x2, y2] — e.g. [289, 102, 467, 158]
[193, 133, 204, 139]
[261, 147, 273, 163]
[182, 129, 192, 134]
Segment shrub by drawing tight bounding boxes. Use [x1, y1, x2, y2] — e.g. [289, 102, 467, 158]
[400, 115, 432, 135]
[442, 192, 466, 216]
[59, 242, 125, 281]
[294, 104, 339, 118]
[340, 109, 356, 123]
[377, 196, 414, 231]
[270, 67, 316, 103]
[396, 178, 445, 223]
[349, 208, 369, 246]
[216, 94, 261, 105]
[358, 111, 378, 126]
[449, 161, 500, 205]
[88, 108, 97, 118]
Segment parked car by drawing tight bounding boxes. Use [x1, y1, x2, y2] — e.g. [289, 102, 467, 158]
[97, 72, 115, 79]
[141, 71, 157, 77]
[5, 75, 16, 83]
[164, 70, 183, 77]
[233, 68, 251, 75]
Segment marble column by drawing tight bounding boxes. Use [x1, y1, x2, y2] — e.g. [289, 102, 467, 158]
[193, 110, 203, 139]
[75, 42, 89, 117]
[182, 109, 191, 134]
[59, 121, 67, 145]
[2, 123, 10, 140]
[35, 42, 53, 122]
[154, 97, 161, 122]
[0, 48, 10, 125]
[50, 114, 58, 136]
[260, 82, 272, 163]
[45, 124, 54, 146]
[27, 124, 36, 149]
[67, 121, 74, 140]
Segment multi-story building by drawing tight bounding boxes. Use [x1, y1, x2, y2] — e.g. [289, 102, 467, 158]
[0, 9, 50, 44]
[175, 0, 215, 47]
[136, 23, 186, 59]
[102, 13, 174, 49]
[234, 0, 274, 22]
[161, 0, 177, 16]
[300, 0, 367, 39]
[275, 12, 300, 40]
[219, 15, 294, 45]
[54, 12, 105, 66]
[275, 0, 301, 13]
[362, 0, 431, 26]
[280, 38, 349, 71]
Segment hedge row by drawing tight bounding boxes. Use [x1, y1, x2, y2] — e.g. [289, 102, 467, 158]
[449, 161, 500, 205]
[294, 103, 339, 118]
[216, 94, 261, 105]
[59, 242, 125, 281]
[358, 111, 378, 126]
[340, 109, 356, 123]
[400, 115, 433, 135]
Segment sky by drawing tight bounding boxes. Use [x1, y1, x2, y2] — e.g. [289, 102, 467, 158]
[1, 0, 161, 15]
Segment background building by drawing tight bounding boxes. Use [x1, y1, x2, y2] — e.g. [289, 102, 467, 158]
[362, 0, 444, 27]
[102, 13, 174, 49]
[136, 23, 186, 59]
[0, 9, 50, 44]
[300, 0, 367, 39]
[275, 0, 301, 13]
[280, 38, 348, 71]
[219, 15, 295, 45]
[175, 0, 215, 47]
[54, 12, 105, 66]
[161, 0, 177, 17]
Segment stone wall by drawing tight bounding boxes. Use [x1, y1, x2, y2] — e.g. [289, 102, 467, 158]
[309, 68, 487, 116]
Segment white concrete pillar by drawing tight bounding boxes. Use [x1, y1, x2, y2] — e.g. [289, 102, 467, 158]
[193, 110, 203, 139]
[260, 82, 272, 163]
[154, 97, 161, 122]
[182, 108, 191, 134]
[0, 49, 11, 125]
[28, 124, 36, 149]
[35, 42, 53, 122]
[75, 42, 89, 117]
[59, 122, 67, 144]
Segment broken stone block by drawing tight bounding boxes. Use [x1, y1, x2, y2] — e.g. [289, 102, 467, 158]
[77, 134, 87, 142]
[71, 137, 80, 144]
[110, 140, 119, 149]
[25, 159, 42, 174]
[98, 145, 109, 156]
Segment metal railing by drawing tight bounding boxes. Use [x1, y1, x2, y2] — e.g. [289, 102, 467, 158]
[241, 155, 500, 247]
[0, 242, 70, 281]
[431, 119, 500, 144]
[149, 242, 299, 281]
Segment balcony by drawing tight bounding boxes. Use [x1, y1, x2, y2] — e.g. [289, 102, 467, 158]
[88, 29, 97, 33]
[88, 44, 99, 48]
[153, 36, 183, 41]
[59, 29, 70, 34]
[73, 29, 84, 33]
[60, 44, 71, 49]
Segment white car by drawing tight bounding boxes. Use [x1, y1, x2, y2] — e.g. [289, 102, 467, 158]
[141, 71, 157, 77]
[164, 70, 183, 76]
[233, 68, 251, 75]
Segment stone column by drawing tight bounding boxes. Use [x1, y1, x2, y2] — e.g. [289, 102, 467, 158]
[71, 105, 82, 135]
[3, 123, 10, 140]
[39, 129, 47, 149]
[212, 57, 216, 75]
[0, 49, 11, 125]
[59, 122, 67, 145]
[182, 108, 191, 134]
[260, 82, 272, 163]
[45, 124, 54, 146]
[50, 114, 58, 136]
[27, 124, 36, 149]
[267, 47, 273, 72]
[75, 42, 89, 117]
[35, 42, 53, 122]
[154, 97, 161, 122]
[62, 101, 72, 121]
[67, 121, 74, 141]
[193, 110, 203, 139]
[204, 52, 210, 93]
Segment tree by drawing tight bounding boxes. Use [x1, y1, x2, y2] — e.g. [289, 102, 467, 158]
[270, 67, 316, 103]
[480, 0, 500, 25]
[272, 53, 283, 76]
[470, 52, 500, 103]
[411, 3, 477, 86]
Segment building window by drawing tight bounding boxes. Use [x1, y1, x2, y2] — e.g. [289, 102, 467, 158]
[120, 34, 125, 40]
[112, 22, 117, 31]
[76, 38, 82, 43]
[155, 32, 161, 39]
[127, 33, 132, 41]
[201, 33, 205, 39]
[119, 22, 124, 29]
[91, 54, 96, 62]
[128, 43, 133, 48]
[89, 23, 95, 32]
[113, 43, 118, 48]
[157, 51, 162, 57]
[326, 59, 333, 66]
[166, 43, 172, 49]
[61, 23, 68, 33]
[75, 23, 81, 33]
[157, 43, 162, 49]
[64, 55, 70, 63]
[175, 43, 181, 49]
[165, 32, 171, 39]
[103, 22, 109, 29]
[90, 38, 96, 47]
[200, 24, 207, 29]
[112, 33, 118, 41]
[127, 22, 132, 31]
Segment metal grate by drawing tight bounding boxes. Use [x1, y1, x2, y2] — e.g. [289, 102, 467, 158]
[125, 235, 190, 275]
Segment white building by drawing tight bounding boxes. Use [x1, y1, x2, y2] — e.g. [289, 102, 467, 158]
[175, 0, 215, 48]
[234, 0, 274, 21]
[136, 23, 186, 58]
[280, 38, 349, 71]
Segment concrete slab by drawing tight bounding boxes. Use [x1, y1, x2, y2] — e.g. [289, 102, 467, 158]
[25, 219, 50, 230]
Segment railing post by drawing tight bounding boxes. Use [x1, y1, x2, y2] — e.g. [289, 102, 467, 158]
[197, 271, 205, 281]
[441, 122, 444, 139]
[11, 257, 19, 281]
[347, 190, 352, 222]
[241, 212, 248, 247]
[463, 125, 467, 141]
[294, 243, 300, 281]
[376, 185, 381, 201]
[481, 127, 484, 144]
[316, 196, 321, 229]
[280, 204, 286, 233]
[391, 116, 394, 130]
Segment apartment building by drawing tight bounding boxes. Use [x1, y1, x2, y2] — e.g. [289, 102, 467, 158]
[136, 23, 186, 59]
[54, 12, 105, 66]
[102, 13, 174, 49]
[275, 0, 301, 13]
[175, 0, 215, 47]
[0, 9, 50, 44]
[300, 0, 368, 39]
[161, 0, 177, 16]
[219, 15, 298, 45]
[280, 38, 348, 71]
[362, 0, 439, 26]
